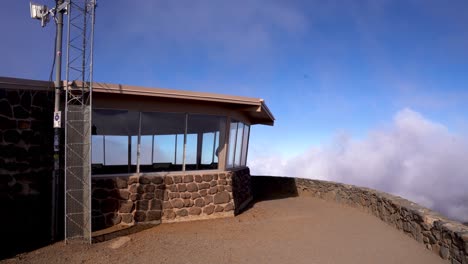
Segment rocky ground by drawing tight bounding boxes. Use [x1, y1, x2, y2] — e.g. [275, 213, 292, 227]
[2, 197, 445, 264]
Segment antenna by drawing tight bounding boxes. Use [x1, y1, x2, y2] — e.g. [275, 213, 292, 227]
[29, 0, 96, 244]
[30, 1, 69, 27]
[30, 2, 50, 27]
[64, 0, 96, 244]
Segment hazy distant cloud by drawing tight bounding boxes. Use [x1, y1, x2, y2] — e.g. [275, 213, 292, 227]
[395, 83, 468, 113]
[250, 108, 468, 222]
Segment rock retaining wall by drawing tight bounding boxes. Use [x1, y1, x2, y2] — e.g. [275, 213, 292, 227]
[92, 168, 252, 230]
[0, 85, 55, 258]
[0, 87, 54, 200]
[231, 167, 253, 214]
[294, 178, 468, 264]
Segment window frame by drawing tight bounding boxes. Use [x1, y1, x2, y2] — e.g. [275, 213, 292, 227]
[91, 109, 233, 175]
[91, 108, 140, 174]
[226, 120, 251, 169]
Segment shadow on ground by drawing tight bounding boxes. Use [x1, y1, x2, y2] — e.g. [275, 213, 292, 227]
[1, 175, 298, 260]
[251, 175, 298, 202]
[0, 196, 53, 260]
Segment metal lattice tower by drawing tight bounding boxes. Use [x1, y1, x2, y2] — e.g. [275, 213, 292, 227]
[64, 0, 96, 243]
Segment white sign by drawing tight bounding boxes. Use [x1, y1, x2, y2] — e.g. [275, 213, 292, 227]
[53, 111, 62, 128]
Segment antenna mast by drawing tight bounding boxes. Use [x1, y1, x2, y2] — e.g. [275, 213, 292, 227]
[30, 0, 96, 243]
[64, 0, 96, 243]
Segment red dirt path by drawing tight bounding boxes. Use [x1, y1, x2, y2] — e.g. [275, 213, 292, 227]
[2, 197, 445, 264]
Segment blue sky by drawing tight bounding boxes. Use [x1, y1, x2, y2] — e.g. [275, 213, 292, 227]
[2, 0, 468, 221]
[1, 0, 468, 156]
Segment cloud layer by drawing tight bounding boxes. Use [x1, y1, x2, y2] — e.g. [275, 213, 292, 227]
[250, 108, 468, 222]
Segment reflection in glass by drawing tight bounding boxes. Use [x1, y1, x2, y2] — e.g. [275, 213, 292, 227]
[240, 125, 250, 166]
[153, 135, 175, 163]
[140, 112, 186, 172]
[92, 109, 139, 174]
[91, 109, 241, 174]
[227, 121, 238, 168]
[91, 135, 104, 164]
[201, 132, 217, 165]
[186, 114, 226, 171]
[185, 134, 197, 169]
[139, 135, 153, 165]
[226, 121, 250, 169]
[175, 134, 184, 165]
[105, 136, 129, 165]
[234, 123, 244, 167]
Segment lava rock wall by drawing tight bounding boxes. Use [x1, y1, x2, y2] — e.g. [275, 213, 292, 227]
[251, 176, 468, 264]
[92, 168, 253, 230]
[0, 86, 55, 258]
[295, 178, 468, 264]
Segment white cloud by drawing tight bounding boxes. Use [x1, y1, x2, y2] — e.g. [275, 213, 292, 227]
[250, 108, 468, 222]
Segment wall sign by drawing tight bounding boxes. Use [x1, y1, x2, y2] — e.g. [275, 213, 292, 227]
[53, 111, 62, 128]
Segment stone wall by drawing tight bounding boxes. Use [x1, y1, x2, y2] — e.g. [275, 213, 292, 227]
[0, 86, 55, 258]
[231, 167, 252, 214]
[92, 168, 253, 230]
[293, 178, 468, 264]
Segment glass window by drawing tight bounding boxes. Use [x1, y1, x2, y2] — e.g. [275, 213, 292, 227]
[140, 112, 186, 172]
[175, 134, 184, 165]
[92, 109, 139, 174]
[201, 132, 217, 165]
[186, 114, 227, 170]
[152, 134, 175, 163]
[234, 123, 244, 167]
[91, 109, 236, 174]
[185, 134, 197, 170]
[91, 135, 104, 164]
[131, 136, 138, 165]
[227, 121, 238, 168]
[104, 136, 129, 165]
[139, 135, 153, 165]
[240, 124, 250, 166]
[227, 120, 251, 169]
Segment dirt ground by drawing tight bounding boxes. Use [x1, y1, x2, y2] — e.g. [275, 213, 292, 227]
[2, 197, 445, 264]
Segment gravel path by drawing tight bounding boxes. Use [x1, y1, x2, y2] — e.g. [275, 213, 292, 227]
[3, 197, 445, 264]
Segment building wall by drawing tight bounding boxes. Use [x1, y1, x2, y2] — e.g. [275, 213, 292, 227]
[92, 167, 252, 230]
[93, 92, 255, 126]
[0, 77, 261, 257]
[0, 87, 55, 258]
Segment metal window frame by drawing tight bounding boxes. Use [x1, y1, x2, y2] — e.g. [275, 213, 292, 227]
[182, 113, 188, 171]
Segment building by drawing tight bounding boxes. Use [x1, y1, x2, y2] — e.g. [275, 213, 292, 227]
[89, 81, 274, 230]
[0, 76, 274, 252]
